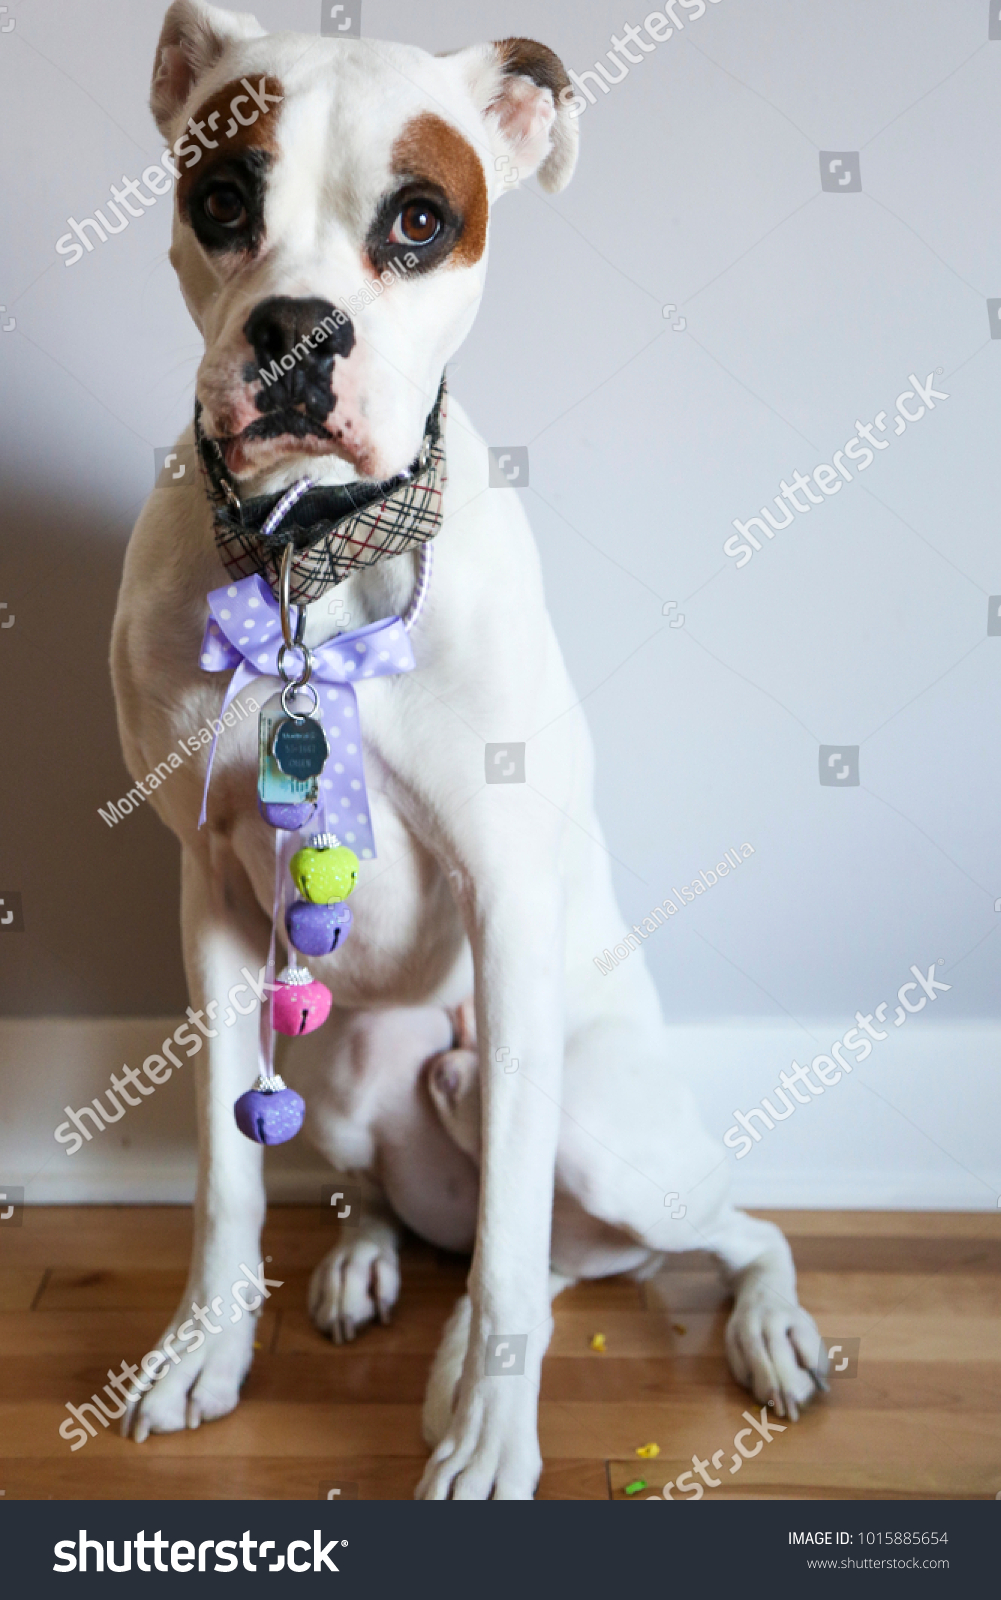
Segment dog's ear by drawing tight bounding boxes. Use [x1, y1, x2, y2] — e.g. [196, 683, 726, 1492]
[151, 0, 266, 136]
[450, 38, 579, 195]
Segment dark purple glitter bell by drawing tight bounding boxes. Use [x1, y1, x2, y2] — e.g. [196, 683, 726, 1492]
[285, 899, 353, 958]
[234, 1073, 306, 1145]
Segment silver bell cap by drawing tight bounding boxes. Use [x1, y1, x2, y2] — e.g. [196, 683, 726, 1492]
[277, 963, 313, 986]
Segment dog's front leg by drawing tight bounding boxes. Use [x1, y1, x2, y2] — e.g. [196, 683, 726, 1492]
[126, 837, 270, 1441]
[416, 824, 564, 1500]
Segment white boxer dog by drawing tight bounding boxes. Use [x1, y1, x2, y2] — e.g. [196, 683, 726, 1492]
[111, 0, 826, 1499]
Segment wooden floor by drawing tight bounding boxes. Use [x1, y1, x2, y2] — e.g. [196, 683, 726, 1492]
[0, 1207, 997, 1500]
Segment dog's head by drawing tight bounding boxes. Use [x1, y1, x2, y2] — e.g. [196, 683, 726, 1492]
[151, 0, 577, 482]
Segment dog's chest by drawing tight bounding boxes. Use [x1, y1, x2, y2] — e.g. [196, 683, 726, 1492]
[176, 668, 470, 1008]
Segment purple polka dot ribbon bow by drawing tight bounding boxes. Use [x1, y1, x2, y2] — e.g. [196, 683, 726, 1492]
[198, 573, 416, 854]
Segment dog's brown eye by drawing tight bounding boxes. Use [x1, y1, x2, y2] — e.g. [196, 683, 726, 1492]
[390, 201, 441, 246]
[204, 185, 247, 228]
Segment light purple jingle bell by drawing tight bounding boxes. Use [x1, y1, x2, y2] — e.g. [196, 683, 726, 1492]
[234, 1072, 305, 1145]
[271, 963, 332, 1036]
[257, 794, 317, 832]
[285, 899, 353, 958]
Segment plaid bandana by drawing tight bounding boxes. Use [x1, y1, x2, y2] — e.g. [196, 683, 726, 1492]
[194, 377, 447, 606]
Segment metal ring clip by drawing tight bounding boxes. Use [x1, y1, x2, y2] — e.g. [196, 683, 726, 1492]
[276, 640, 313, 688]
[280, 679, 319, 722]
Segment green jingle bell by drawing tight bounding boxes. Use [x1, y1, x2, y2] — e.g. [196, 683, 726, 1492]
[290, 832, 360, 904]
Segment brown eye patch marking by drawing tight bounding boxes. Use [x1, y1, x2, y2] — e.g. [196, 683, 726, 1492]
[389, 112, 488, 270]
[176, 76, 284, 215]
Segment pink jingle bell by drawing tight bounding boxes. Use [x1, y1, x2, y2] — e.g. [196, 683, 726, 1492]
[271, 963, 332, 1037]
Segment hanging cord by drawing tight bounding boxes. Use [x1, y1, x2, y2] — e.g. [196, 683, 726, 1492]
[260, 476, 317, 541]
[257, 827, 282, 1081]
[257, 826, 299, 1083]
[402, 541, 433, 632]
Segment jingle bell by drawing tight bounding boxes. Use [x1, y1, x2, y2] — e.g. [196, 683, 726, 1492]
[285, 899, 353, 958]
[271, 963, 332, 1036]
[234, 1073, 305, 1145]
[290, 832, 359, 904]
[258, 795, 317, 832]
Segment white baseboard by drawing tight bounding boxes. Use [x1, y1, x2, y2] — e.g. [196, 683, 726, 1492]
[2, 1015, 998, 1210]
[9, 1163, 338, 1206]
[0, 1017, 333, 1205]
[726, 1172, 999, 1211]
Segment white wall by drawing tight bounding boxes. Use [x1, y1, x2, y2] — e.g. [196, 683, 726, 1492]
[5, 1016, 997, 1210]
[1, 0, 999, 1207]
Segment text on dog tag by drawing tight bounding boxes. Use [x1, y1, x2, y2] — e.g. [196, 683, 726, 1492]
[271, 715, 329, 779]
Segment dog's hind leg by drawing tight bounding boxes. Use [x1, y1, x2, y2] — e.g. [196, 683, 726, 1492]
[307, 1190, 401, 1347]
[422, 1291, 472, 1450]
[422, 1270, 574, 1453]
[491, 1013, 828, 1421]
[701, 1207, 828, 1421]
[303, 1002, 481, 1342]
[125, 838, 271, 1442]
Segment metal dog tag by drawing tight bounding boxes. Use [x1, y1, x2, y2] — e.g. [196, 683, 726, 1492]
[272, 715, 329, 780]
[258, 694, 319, 807]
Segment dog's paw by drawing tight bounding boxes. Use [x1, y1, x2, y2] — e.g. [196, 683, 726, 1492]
[309, 1227, 400, 1345]
[123, 1308, 258, 1442]
[725, 1291, 828, 1422]
[415, 1375, 543, 1500]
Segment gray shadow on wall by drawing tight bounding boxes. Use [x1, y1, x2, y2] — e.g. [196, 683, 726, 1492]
[0, 482, 186, 1016]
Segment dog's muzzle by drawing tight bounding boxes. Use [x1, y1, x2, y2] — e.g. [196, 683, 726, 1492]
[242, 295, 356, 437]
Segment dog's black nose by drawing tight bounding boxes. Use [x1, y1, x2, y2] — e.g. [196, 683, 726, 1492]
[244, 296, 355, 421]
